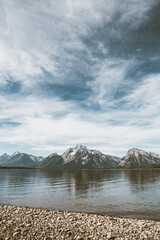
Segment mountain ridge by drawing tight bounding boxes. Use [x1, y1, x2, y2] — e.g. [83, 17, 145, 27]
[0, 145, 160, 169]
[0, 152, 43, 167]
[120, 148, 160, 168]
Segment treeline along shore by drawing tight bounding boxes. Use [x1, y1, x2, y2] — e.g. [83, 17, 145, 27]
[0, 205, 159, 240]
[0, 166, 38, 170]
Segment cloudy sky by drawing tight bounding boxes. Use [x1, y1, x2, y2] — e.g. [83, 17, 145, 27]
[0, 0, 160, 157]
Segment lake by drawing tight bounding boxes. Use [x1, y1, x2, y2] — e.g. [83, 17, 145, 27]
[0, 169, 160, 220]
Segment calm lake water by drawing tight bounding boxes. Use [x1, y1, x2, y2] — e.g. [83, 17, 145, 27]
[0, 169, 160, 220]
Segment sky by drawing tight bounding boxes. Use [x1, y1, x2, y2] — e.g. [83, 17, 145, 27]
[0, 0, 160, 157]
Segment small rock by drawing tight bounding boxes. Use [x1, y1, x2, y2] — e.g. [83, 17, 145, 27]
[108, 237, 119, 240]
[87, 236, 94, 240]
[13, 232, 20, 237]
[14, 227, 21, 232]
[76, 237, 84, 240]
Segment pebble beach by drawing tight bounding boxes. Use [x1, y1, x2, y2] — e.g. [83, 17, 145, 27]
[0, 205, 159, 240]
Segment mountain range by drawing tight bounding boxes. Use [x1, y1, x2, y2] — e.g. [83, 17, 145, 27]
[0, 151, 43, 167]
[0, 144, 160, 169]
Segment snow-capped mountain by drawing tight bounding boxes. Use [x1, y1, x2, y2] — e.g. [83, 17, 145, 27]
[38, 144, 121, 169]
[11, 151, 20, 156]
[0, 151, 43, 167]
[0, 153, 10, 164]
[1, 146, 160, 169]
[62, 144, 121, 168]
[29, 155, 44, 163]
[120, 148, 160, 168]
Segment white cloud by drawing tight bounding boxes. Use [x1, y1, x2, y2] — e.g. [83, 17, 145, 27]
[124, 74, 160, 110]
[0, 0, 159, 156]
[88, 58, 132, 107]
[0, 44, 44, 86]
[0, 86, 160, 156]
[0, 0, 155, 87]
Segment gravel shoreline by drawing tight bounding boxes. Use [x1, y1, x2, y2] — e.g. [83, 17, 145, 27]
[0, 205, 159, 240]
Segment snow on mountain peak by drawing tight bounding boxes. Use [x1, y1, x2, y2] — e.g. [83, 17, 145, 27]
[62, 144, 91, 163]
[122, 148, 160, 168]
[12, 151, 20, 156]
[75, 144, 87, 151]
[126, 148, 160, 158]
[126, 148, 146, 157]
[61, 144, 121, 168]
[75, 143, 83, 148]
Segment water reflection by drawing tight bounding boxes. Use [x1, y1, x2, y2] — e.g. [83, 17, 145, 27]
[0, 169, 160, 219]
[43, 170, 123, 196]
[125, 170, 160, 192]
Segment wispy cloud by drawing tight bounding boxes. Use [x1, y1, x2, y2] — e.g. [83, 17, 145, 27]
[0, 0, 159, 156]
[0, 88, 159, 157]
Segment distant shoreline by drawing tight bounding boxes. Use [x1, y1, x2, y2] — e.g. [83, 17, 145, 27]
[0, 166, 38, 170]
[0, 166, 160, 170]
